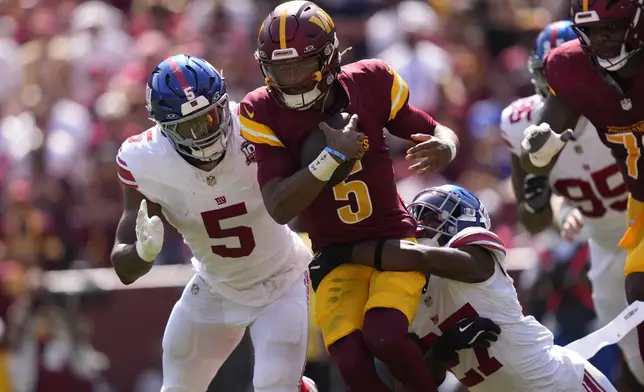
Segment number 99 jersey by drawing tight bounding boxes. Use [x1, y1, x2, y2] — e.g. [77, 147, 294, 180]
[500, 94, 627, 251]
[115, 101, 312, 306]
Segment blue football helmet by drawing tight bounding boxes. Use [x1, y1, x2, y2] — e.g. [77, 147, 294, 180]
[147, 54, 231, 162]
[408, 185, 491, 247]
[528, 20, 577, 96]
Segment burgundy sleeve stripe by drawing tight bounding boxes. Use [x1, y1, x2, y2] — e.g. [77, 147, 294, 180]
[116, 156, 128, 169]
[118, 165, 136, 183]
[118, 177, 138, 189]
[450, 232, 506, 254]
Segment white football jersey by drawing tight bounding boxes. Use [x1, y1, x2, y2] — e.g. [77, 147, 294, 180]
[500, 95, 627, 250]
[116, 102, 312, 306]
[411, 227, 588, 391]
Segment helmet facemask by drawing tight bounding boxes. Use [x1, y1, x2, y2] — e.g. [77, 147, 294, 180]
[408, 190, 463, 247]
[257, 34, 340, 111]
[158, 93, 231, 162]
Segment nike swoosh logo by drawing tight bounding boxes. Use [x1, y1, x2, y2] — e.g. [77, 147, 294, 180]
[459, 321, 474, 332]
[244, 105, 255, 119]
[310, 265, 320, 270]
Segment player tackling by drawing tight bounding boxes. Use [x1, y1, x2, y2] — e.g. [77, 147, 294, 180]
[110, 54, 315, 392]
[520, 1, 644, 386]
[312, 185, 618, 391]
[499, 20, 644, 386]
[239, 2, 459, 391]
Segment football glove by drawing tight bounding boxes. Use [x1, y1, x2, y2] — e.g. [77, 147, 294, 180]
[431, 317, 501, 363]
[523, 174, 552, 213]
[135, 199, 164, 262]
[521, 122, 573, 167]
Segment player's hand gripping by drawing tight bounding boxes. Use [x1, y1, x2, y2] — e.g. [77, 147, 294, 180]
[431, 317, 501, 362]
[319, 114, 364, 162]
[521, 122, 574, 167]
[135, 199, 164, 262]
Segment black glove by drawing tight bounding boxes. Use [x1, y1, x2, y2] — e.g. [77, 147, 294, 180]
[431, 317, 501, 362]
[308, 242, 355, 291]
[523, 174, 551, 213]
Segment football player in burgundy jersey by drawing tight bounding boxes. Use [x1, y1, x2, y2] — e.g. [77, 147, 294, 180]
[239, 2, 459, 391]
[519, 2, 644, 385]
[310, 185, 618, 392]
[500, 20, 643, 387]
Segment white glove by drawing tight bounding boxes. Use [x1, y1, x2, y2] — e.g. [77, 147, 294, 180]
[521, 122, 574, 167]
[135, 199, 164, 262]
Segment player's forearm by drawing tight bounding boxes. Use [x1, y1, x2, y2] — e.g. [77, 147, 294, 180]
[110, 243, 153, 285]
[386, 104, 439, 140]
[424, 352, 448, 386]
[351, 240, 491, 283]
[518, 201, 553, 234]
[261, 169, 327, 225]
[519, 149, 559, 175]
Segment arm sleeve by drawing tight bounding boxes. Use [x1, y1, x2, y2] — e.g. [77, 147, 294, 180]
[253, 143, 298, 188]
[369, 59, 437, 139]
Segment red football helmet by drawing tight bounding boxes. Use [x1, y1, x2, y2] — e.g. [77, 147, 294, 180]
[571, 0, 644, 71]
[255, 1, 341, 110]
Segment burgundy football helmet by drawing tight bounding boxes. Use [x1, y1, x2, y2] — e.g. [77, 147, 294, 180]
[255, 1, 341, 110]
[571, 0, 644, 71]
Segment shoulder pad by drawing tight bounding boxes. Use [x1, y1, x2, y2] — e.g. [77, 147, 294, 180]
[345, 59, 409, 121]
[499, 95, 544, 156]
[238, 88, 285, 148]
[116, 128, 160, 189]
[447, 227, 506, 257]
[543, 40, 585, 95]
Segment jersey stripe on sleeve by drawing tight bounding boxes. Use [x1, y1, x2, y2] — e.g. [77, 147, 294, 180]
[239, 114, 285, 148]
[116, 152, 137, 189]
[389, 67, 410, 121]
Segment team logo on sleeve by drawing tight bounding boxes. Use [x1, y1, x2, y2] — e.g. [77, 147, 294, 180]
[241, 141, 257, 164]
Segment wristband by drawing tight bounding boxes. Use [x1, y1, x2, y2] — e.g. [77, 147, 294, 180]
[374, 239, 385, 271]
[444, 140, 457, 162]
[309, 149, 341, 182]
[324, 146, 346, 162]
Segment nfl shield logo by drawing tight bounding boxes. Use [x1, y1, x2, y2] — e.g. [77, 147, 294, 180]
[206, 175, 216, 186]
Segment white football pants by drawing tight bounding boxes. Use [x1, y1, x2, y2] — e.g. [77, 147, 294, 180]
[588, 240, 644, 384]
[581, 356, 617, 392]
[161, 272, 309, 392]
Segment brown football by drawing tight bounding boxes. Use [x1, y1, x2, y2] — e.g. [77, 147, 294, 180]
[300, 112, 357, 188]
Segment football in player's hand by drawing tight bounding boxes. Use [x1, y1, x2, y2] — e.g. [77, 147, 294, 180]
[301, 112, 357, 188]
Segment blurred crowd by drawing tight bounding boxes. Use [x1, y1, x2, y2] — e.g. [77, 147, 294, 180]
[0, 0, 613, 391]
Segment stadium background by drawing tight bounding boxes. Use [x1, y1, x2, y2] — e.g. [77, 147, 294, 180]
[0, 0, 620, 391]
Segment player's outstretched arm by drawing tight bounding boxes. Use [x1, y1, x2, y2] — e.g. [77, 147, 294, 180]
[511, 154, 554, 234]
[309, 239, 495, 287]
[520, 93, 579, 175]
[356, 240, 495, 283]
[111, 187, 164, 285]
